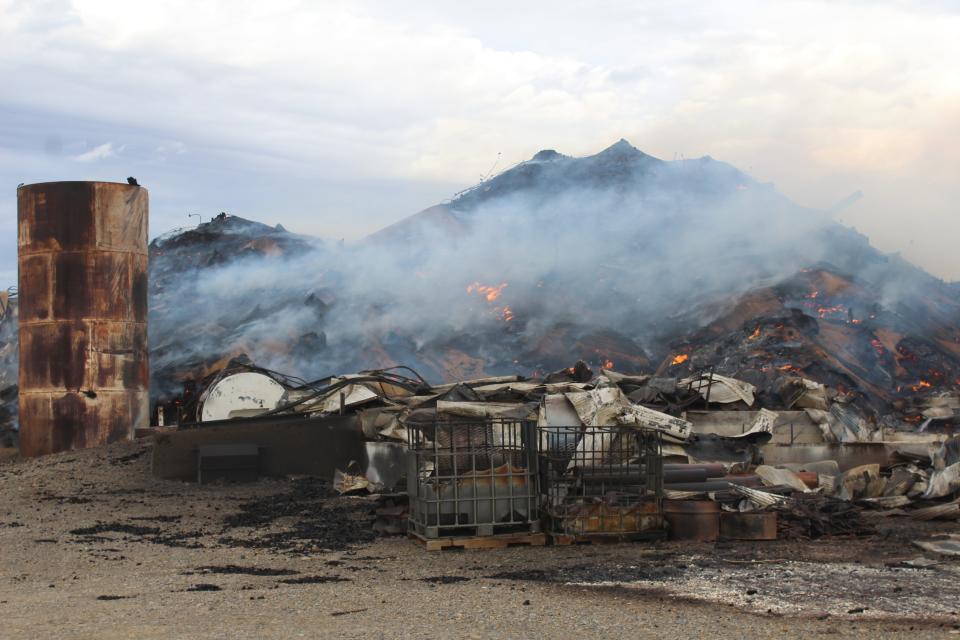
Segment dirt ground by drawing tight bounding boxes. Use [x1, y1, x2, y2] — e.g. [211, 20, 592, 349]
[1, 439, 959, 639]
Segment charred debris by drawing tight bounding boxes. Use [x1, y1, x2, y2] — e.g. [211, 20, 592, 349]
[145, 214, 960, 438]
[141, 142, 960, 443]
[155, 354, 960, 544]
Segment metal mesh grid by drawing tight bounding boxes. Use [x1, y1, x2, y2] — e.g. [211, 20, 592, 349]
[539, 426, 664, 538]
[407, 419, 541, 538]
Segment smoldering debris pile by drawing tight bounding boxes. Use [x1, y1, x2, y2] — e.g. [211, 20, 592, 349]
[716, 435, 960, 539]
[660, 268, 960, 431]
[166, 360, 771, 469]
[149, 215, 323, 403]
[655, 435, 960, 540]
[172, 356, 960, 543]
[139, 140, 960, 438]
[771, 493, 875, 539]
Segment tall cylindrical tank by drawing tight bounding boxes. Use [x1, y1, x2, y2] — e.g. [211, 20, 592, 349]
[17, 181, 148, 457]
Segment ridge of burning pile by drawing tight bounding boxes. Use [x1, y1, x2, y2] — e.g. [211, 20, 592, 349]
[141, 141, 960, 437]
[658, 267, 960, 431]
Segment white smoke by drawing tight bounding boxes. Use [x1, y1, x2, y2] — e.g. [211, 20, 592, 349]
[148, 143, 932, 393]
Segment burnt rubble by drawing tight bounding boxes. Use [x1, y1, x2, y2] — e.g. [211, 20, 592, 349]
[144, 229, 960, 437]
[139, 143, 960, 437]
[161, 352, 960, 543]
[656, 267, 960, 430]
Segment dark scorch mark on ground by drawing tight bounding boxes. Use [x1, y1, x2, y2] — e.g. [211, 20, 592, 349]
[218, 478, 375, 553]
[38, 493, 93, 504]
[488, 562, 684, 584]
[420, 576, 472, 584]
[110, 450, 148, 465]
[129, 515, 182, 523]
[68, 522, 205, 549]
[185, 565, 299, 577]
[280, 576, 351, 585]
[71, 523, 160, 537]
[62, 478, 374, 555]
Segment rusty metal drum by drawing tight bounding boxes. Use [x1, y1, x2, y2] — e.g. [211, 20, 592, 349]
[17, 182, 148, 456]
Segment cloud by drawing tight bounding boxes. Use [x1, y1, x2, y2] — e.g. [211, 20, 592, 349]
[0, 0, 958, 278]
[70, 141, 117, 162]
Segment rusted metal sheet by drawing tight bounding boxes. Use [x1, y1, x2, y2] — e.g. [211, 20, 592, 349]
[720, 511, 778, 540]
[563, 499, 663, 534]
[18, 181, 148, 457]
[663, 499, 720, 541]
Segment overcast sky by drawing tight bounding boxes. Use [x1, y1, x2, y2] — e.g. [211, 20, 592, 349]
[1, 0, 958, 284]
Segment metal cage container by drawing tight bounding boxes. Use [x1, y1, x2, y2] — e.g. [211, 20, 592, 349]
[539, 426, 664, 539]
[407, 419, 541, 538]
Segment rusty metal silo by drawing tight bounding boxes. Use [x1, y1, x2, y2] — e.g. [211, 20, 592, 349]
[17, 182, 149, 457]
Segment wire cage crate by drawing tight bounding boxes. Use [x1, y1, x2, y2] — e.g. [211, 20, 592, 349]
[407, 419, 541, 538]
[539, 426, 664, 539]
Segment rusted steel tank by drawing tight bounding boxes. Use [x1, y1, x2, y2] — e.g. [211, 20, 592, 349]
[17, 182, 148, 457]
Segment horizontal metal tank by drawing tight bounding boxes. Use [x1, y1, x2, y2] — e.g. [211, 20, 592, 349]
[17, 181, 149, 456]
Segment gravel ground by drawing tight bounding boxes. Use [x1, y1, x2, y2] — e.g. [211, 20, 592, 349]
[1, 439, 959, 639]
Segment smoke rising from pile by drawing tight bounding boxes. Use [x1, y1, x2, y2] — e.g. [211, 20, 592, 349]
[148, 142, 929, 394]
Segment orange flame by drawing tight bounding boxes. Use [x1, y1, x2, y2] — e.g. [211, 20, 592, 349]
[670, 354, 689, 366]
[910, 380, 932, 392]
[499, 306, 514, 322]
[817, 305, 845, 318]
[748, 326, 761, 340]
[601, 359, 614, 370]
[466, 282, 508, 302]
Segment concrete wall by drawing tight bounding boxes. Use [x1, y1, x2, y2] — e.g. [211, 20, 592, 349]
[151, 414, 406, 489]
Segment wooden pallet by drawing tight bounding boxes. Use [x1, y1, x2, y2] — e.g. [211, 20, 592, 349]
[409, 530, 547, 551]
[550, 531, 666, 546]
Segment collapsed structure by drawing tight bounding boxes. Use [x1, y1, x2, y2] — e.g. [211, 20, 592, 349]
[155, 357, 958, 543]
